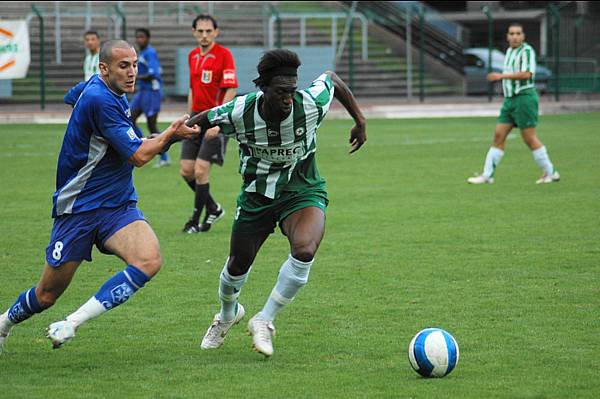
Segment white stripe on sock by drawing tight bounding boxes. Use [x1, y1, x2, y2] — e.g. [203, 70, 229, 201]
[25, 288, 33, 310]
[123, 270, 141, 290]
[270, 288, 294, 305]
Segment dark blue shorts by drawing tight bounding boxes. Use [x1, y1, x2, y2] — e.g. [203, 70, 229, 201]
[45, 202, 146, 267]
[130, 90, 162, 117]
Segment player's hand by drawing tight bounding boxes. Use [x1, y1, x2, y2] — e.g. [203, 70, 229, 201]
[349, 123, 366, 154]
[487, 72, 503, 81]
[170, 114, 200, 138]
[204, 126, 221, 141]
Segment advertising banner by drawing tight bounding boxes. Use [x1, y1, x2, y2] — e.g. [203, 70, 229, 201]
[0, 20, 30, 79]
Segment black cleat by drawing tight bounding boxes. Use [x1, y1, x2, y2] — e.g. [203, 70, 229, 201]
[183, 219, 201, 234]
[199, 204, 225, 232]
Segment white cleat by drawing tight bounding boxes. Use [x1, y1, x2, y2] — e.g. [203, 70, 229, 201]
[247, 315, 276, 358]
[467, 174, 494, 184]
[153, 159, 171, 168]
[0, 312, 12, 354]
[201, 304, 245, 350]
[46, 320, 76, 349]
[536, 171, 560, 184]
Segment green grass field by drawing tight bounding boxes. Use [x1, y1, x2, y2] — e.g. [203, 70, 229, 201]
[1, 113, 599, 398]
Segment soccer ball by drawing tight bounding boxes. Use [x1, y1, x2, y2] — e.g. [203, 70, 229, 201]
[408, 328, 459, 378]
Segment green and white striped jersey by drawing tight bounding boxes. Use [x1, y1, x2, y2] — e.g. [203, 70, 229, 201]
[207, 73, 335, 199]
[502, 42, 536, 97]
[84, 51, 99, 81]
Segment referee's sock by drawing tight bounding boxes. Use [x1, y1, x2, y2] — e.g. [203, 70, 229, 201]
[205, 193, 218, 214]
[182, 176, 196, 192]
[192, 183, 210, 224]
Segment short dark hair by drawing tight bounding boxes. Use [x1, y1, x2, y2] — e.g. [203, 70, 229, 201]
[508, 22, 524, 31]
[253, 49, 301, 89]
[99, 39, 135, 64]
[192, 14, 218, 30]
[135, 28, 151, 39]
[84, 30, 99, 38]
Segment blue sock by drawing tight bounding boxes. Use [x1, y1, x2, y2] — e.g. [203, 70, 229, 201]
[94, 265, 151, 310]
[7, 287, 43, 324]
[160, 152, 169, 161]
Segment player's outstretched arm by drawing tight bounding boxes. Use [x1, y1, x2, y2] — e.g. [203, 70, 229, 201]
[184, 110, 222, 141]
[487, 71, 532, 82]
[185, 110, 211, 130]
[129, 114, 199, 167]
[325, 71, 367, 154]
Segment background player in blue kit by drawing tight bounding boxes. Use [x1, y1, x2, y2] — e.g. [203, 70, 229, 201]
[0, 39, 199, 352]
[130, 28, 170, 168]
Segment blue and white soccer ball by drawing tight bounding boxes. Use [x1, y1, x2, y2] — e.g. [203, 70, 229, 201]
[408, 328, 459, 378]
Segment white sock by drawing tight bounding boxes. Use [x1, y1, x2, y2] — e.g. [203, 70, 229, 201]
[258, 255, 313, 322]
[65, 297, 106, 329]
[0, 311, 14, 334]
[532, 146, 555, 175]
[482, 147, 504, 178]
[219, 261, 251, 322]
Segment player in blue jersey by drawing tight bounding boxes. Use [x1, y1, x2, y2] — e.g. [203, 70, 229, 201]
[131, 28, 170, 168]
[0, 39, 199, 353]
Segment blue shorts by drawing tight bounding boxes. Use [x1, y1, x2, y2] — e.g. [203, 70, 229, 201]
[45, 202, 146, 267]
[130, 90, 162, 117]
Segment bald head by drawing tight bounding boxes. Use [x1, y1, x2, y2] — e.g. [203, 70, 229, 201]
[99, 39, 135, 64]
[98, 39, 137, 95]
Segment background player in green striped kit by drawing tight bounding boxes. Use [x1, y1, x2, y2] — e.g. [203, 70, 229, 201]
[186, 49, 366, 357]
[468, 22, 560, 185]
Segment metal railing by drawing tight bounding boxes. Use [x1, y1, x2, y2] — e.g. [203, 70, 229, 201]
[346, 1, 464, 74]
[31, 4, 45, 110]
[391, 1, 468, 44]
[267, 11, 368, 62]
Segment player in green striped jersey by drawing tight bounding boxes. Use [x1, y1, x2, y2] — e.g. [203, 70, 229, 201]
[468, 23, 560, 185]
[187, 49, 366, 357]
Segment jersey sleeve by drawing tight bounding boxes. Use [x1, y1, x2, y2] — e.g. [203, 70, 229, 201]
[521, 47, 536, 76]
[64, 81, 88, 107]
[93, 99, 143, 159]
[207, 98, 237, 136]
[220, 49, 238, 89]
[303, 73, 335, 122]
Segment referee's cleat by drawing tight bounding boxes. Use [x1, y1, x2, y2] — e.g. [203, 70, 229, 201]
[467, 174, 494, 184]
[199, 204, 225, 232]
[183, 219, 201, 234]
[536, 170, 560, 184]
[46, 320, 76, 349]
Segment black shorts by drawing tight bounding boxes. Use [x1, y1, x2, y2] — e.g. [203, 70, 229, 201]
[180, 134, 228, 165]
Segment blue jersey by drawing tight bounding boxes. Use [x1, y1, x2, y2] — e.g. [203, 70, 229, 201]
[64, 80, 87, 106]
[138, 45, 162, 91]
[53, 75, 144, 218]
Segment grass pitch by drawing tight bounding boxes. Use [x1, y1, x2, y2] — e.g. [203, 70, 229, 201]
[1, 113, 599, 398]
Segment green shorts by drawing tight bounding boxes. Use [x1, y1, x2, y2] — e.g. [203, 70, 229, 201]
[498, 89, 539, 128]
[232, 187, 328, 235]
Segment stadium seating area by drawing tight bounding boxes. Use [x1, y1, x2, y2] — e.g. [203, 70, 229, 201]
[1, 1, 463, 103]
